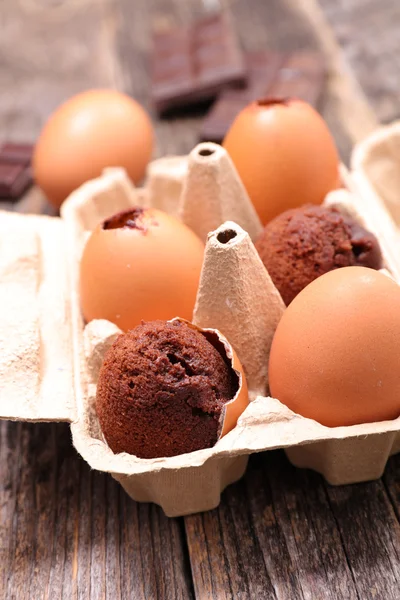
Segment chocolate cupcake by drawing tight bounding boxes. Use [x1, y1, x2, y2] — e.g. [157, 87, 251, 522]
[256, 205, 382, 305]
[96, 319, 241, 459]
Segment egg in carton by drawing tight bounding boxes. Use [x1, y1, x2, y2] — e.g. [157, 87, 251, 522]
[1, 142, 400, 517]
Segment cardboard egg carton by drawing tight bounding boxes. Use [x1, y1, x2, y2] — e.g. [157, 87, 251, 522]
[350, 120, 400, 232]
[1, 141, 400, 517]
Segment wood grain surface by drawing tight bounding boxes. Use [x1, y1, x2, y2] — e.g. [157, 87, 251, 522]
[1, 0, 400, 599]
[319, 0, 400, 124]
[185, 452, 400, 600]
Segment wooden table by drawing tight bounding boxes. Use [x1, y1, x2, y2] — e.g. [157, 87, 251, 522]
[1, 1, 400, 598]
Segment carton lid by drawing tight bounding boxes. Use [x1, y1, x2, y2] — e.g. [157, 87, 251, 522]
[349, 122, 400, 252]
[0, 211, 75, 422]
[0, 168, 145, 424]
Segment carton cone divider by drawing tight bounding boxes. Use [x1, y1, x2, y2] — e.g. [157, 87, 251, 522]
[146, 155, 188, 218]
[179, 142, 263, 243]
[193, 221, 285, 396]
[61, 167, 140, 234]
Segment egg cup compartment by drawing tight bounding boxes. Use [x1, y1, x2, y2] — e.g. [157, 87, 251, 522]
[286, 433, 400, 485]
[351, 120, 400, 230]
[1, 140, 400, 516]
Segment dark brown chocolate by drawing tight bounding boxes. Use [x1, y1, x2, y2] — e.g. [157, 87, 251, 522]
[200, 51, 326, 143]
[0, 143, 34, 166]
[0, 164, 32, 199]
[0, 142, 34, 200]
[151, 12, 247, 115]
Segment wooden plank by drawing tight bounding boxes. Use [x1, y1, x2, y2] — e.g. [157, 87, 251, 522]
[0, 0, 121, 143]
[46, 424, 81, 600]
[293, 0, 378, 144]
[0, 422, 77, 600]
[185, 452, 360, 600]
[118, 493, 194, 599]
[318, 0, 400, 124]
[186, 451, 400, 600]
[384, 454, 400, 520]
[325, 458, 400, 600]
[0, 422, 194, 600]
[0, 0, 126, 215]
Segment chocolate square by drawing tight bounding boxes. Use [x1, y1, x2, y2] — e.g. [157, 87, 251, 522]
[151, 12, 247, 115]
[0, 163, 33, 199]
[0, 143, 34, 166]
[200, 51, 326, 143]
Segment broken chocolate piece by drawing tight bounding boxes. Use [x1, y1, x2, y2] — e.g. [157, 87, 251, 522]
[200, 51, 326, 143]
[0, 142, 34, 200]
[151, 12, 247, 115]
[0, 164, 33, 199]
[0, 143, 34, 166]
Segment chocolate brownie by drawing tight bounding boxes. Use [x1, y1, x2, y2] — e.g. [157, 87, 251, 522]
[96, 320, 238, 458]
[256, 205, 382, 305]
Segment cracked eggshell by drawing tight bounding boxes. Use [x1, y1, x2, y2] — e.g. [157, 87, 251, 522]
[79, 207, 204, 331]
[170, 318, 249, 440]
[223, 99, 340, 225]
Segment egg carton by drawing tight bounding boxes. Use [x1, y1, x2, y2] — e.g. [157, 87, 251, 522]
[1, 141, 400, 517]
[350, 120, 400, 232]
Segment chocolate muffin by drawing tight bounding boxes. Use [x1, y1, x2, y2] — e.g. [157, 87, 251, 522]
[96, 320, 238, 459]
[256, 205, 382, 305]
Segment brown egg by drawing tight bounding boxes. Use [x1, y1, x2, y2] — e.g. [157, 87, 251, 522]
[33, 89, 154, 208]
[269, 267, 400, 427]
[80, 207, 204, 330]
[223, 98, 340, 225]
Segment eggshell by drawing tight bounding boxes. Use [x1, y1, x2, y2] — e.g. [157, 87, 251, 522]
[79, 207, 204, 330]
[269, 266, 400, 427]
[33, 89, 154, 208]
[173, 318, 249, 439]
[223, 99, 340, 225]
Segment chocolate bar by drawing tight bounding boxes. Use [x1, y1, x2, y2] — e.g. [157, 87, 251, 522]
[0, 143, 34, 200]
[0, 143, 34, 166]
[151, 12, 247, 115]
[200, 51, 326, 143]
